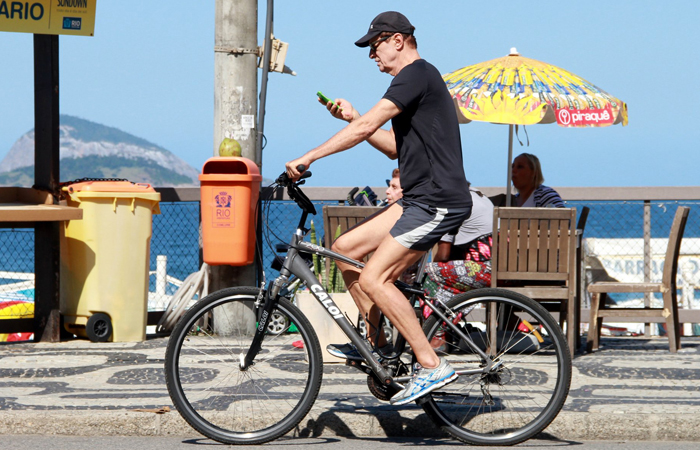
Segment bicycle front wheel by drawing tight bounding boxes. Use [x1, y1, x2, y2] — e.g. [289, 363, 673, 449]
[421, 288, 572, 446]
[165, 287, 323, 445]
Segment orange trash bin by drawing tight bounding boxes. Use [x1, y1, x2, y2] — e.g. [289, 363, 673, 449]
[199, 157, 262, 265]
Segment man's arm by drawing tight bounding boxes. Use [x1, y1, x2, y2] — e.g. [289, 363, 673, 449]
[434, 241, 453, 263]
[323, 97, 398, 159]
[286, 99, 400, 178]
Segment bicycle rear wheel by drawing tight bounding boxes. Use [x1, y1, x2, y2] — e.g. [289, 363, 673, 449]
[421, 288, 571, 446]
[165, 286, 323, 444]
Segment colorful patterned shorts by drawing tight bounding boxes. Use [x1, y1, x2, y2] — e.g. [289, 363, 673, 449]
[421, 260, 491, 319]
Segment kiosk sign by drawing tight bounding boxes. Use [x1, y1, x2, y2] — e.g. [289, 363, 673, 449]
[0, 0, 96, 36]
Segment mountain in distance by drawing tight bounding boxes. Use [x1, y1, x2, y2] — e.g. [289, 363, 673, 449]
[0, 115, 199, 187]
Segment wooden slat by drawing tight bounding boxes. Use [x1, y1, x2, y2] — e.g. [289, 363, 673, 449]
[538, 221, 548, 272]
[0, 204, 83, 222]
[498, 218, 508, 273]
[581, 309, 700, 323]
[547, 221, 558, 273]
[589, 282, 663, 293]
[527, 219, 538, 272]
[558, 221, 569, 274]
[595, 308, 673, 318]
[496, 207, 570, 219]
[497, 272, 569, 281]
[517, 218, 528, 271]
[507, 219, 518, 271]
[501, 287, 569, 299]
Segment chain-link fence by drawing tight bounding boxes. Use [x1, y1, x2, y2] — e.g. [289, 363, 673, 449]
[2, 197, 699, 342]
[566, 200, 700, 336]
[258, 200, 341, 281]
[149, 202, 201, 311]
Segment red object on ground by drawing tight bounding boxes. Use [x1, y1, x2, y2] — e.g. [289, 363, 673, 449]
[517, 322, 530, 333]
[292, 340, 304, 349]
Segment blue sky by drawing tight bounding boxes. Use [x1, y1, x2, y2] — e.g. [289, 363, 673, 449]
[0, 1, 698, 189]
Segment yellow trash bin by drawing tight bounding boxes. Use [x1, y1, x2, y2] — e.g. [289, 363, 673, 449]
[60, 181, 161, 342]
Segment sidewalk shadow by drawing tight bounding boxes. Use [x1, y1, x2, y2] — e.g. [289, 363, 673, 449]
[293, 408, 582, 446]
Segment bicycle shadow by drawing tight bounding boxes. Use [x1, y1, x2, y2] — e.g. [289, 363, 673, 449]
[291, 408, 581, 446]
[293, 407, 440, 439]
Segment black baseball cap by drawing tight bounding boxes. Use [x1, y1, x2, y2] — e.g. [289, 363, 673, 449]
[355, 11, 415, 48]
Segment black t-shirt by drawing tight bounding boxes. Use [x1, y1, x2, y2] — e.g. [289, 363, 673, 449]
[383, 59, 471, 208]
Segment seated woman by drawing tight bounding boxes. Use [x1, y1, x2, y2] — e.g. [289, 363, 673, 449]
[511, 153, 564, 207]
[422, 188, 494, 313]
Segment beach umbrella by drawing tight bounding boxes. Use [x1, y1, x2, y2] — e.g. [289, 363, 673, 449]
[444, 48, 628, 204]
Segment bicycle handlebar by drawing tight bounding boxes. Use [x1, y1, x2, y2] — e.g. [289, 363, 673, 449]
[275, 165, 311, 186]
[275, 165, 316, 216]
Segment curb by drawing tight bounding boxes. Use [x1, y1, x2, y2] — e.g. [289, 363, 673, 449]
[2, 410, 699, 441]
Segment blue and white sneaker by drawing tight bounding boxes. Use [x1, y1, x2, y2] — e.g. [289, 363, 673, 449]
[389, 358, 458, 405]
[326, 342, 394, 361]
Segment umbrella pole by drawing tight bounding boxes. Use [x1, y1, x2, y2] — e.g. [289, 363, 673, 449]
[506, 124, 514, 206]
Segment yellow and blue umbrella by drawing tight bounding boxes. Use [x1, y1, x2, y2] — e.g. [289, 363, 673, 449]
[444, 48, 628, 202]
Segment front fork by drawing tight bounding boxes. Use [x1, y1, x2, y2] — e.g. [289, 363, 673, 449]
[241, 278, 285, 370]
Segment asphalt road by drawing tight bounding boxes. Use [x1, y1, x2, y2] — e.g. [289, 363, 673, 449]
[3, 436, 700, 450]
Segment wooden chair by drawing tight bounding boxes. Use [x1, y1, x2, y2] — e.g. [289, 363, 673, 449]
[322, 205, 383, 281]
[586, 206, 690, 353]
[491, 207, 579, 356]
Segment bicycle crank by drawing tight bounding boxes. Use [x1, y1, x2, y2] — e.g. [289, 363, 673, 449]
[367, 362, 408, 401]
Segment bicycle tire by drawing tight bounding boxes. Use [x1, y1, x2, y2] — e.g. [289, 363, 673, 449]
[165, 286, 323, 445]
[420, 288, 571, 446]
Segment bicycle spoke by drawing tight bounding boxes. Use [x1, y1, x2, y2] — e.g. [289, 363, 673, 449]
[165, 288, 323, 445]
[420, 288, 571, 446]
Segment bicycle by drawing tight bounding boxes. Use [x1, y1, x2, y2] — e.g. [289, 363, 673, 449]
[164, 169, 572, 446]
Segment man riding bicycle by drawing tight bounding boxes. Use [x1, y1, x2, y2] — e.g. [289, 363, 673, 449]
[285, 11, 472, 405]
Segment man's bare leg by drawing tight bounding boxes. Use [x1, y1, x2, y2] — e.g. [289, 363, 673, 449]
[332, 203, 403, 347]
[359, 236, 440, 369]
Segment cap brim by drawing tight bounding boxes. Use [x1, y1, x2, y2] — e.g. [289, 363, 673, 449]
[355, 30, 381, 48]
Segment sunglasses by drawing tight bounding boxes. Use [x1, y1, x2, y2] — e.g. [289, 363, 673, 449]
[369, 34, 393, 52]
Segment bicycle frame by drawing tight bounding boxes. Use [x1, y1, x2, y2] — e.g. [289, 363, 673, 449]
[246, 177, 494, 385]
[279, 232, 406, 387]
[252, 212, 492, 384]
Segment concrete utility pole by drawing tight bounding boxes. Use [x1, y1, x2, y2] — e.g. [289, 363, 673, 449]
[212, 0, 259, 332]
[214, 0, 258, 161]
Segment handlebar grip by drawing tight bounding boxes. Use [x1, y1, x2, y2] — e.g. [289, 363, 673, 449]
[275, 166, 311, 185]
[297, 165, 312, 180]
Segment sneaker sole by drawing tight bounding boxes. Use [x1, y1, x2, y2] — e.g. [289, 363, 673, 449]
[325, 349, 362, 361]
[326, 348, 388, 362]
[390, 372, 459, 406]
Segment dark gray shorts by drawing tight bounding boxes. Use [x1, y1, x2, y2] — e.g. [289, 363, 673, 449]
[390, 200, 472, 251]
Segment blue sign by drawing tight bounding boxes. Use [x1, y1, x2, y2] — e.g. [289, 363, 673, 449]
[62, 16, 81, 30]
